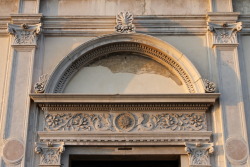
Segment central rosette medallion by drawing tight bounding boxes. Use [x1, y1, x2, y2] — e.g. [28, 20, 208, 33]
[115, 113, 136, 132]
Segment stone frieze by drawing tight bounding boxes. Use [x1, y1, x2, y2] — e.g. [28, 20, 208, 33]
[44, 112, 207, 132]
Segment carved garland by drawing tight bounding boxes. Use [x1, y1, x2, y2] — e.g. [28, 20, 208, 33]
[53, 43, 195, 93]
[44, 112, 207, 132]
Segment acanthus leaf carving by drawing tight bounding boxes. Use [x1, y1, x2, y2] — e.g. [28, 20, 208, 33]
[208, 22, 242, 45]
[7, 23, 41, 45]
[35, 142, 64, 167]
[44, 112, 207, 132]
[115, 11, 135, 33]
[34, 74, 48, 93]
[185, 142, 214, 167]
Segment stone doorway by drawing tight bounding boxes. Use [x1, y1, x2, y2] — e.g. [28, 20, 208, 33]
[69, 155, 180, 167]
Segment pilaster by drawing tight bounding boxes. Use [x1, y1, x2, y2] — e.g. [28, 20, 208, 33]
[1, 19, 41, 167]
[207, 16, 249, 166]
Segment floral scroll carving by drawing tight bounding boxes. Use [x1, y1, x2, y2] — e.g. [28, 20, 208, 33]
[35, 142, 64, 167]
[8, 23, 41, 45]
[203, 79, 216, 93]
[208, 22, 242, 45]
[185, 143, 214, 167]
[34, 74, 48, 93]
[44, 112, 207, 132]
[115, 11, 135, 33]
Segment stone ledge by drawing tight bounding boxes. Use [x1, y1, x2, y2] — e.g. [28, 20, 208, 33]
[38, 131, 212, 146]
[30, 93, 220, 103]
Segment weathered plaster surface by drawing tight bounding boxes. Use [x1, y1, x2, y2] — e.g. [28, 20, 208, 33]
[40, 0, 210, 16]
[64, 54, 187, 94]
[43, 37, 94, 75]
[159, 36, 210, 79]
[0, 0, 19, 16]
[233, 0, 250, 14]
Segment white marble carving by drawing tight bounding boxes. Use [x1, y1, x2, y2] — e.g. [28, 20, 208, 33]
[203, 79, 216, 93]
[115, 12, 135, 33]
[44, 112, 207, 132]
[208, 22, 242, 44]
[185, 143, 214, 167]
[8, 23, 41, 45]
[35, 142, 64, 167]
[34, 74, 48, 93]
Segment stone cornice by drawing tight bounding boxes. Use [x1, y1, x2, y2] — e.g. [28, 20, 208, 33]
[30, 93, 220, 104]
[10, 14, 42, 25]
[42, 15, 207, 36]
[0, 16, 11, 35]
[207, 12, 240, 24]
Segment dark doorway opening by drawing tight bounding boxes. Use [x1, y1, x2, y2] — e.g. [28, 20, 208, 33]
[70, 155, 180, 167]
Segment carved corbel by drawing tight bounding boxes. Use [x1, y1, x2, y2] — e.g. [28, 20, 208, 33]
[115, 11, 135, 33]
[208, 22, 242, 45]
[7, 23, 41, 45]
[35, 142, 64, 167]
[185, 142, 214, 167]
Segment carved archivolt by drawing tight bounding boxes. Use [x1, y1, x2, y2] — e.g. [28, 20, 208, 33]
[53, 43, 195, 93]
[45, 33, 205, 93]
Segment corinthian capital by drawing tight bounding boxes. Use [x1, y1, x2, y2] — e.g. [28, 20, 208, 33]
[7, 23, 41, 45]
[208, 22, 242, 45]
[35, 142, 64, 167]
[185, 142, 214, 167]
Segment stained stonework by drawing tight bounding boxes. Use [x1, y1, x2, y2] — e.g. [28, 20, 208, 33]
[64, 54, 185, 94]
[89, 54, 182, 85]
